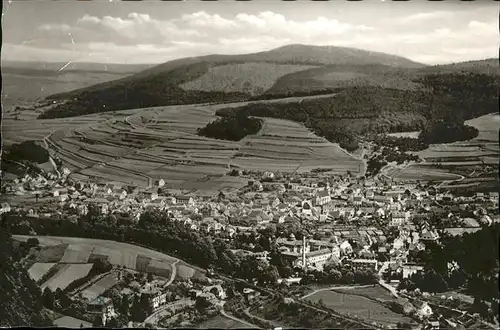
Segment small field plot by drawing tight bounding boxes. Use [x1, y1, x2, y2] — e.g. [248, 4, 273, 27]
[146, 259, 171, 278]
[306, 290, 411, 326]
[466, 113, 499, 142]
[392, 164, 463, 182]
[41, 263, 94, 291]
[81, 272, 120, 302]
[33, 244, 69, 263]
[135, 255, 152, 273]
[193, 176, 248, 194]
[332, 285, 397, 302]
[60, 245, 93, 263]
[195, 314, 254, 329]
[176, 264, 195, 279]
[28, 262, 57, 282]
[79, 166, 149, 187]
[232, 156, 302, 172]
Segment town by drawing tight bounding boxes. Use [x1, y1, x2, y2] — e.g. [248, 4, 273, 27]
[1, 158, 498, 329]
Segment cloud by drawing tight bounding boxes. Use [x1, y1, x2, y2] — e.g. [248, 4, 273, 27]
[5, 10, 498, 65]
[400, 11, 453, 23]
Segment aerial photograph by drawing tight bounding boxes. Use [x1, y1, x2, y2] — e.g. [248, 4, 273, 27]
[0, 0, 498, 328]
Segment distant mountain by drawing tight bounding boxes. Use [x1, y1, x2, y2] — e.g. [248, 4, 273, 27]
[39, 44, 426, 118]
[37, 45, 498, 119]
[416, 58, 499, 75]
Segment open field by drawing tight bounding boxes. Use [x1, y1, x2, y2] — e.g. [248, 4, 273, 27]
[41, 263, 94, 291]
[306, 289, 411, 326]
[391, 164, 464, 182]
[332, 285, 397, 302]
[195, 314, 255, 329]
[180, 63, 317, 96]
[28, 263, 57, 283]
[466, 113, 499, 142]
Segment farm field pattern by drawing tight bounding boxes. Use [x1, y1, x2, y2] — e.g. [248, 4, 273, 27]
[389, 113, 499, 182]
[3, 98, 362, 190]
[13, 235, 202, 293]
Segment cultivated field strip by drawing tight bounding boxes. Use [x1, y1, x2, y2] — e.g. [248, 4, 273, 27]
[81, 273, 120, 302]
[9, 98, 363, 187]
[60, 245, 94, 263]
[41, 264, 94, 291]
[28, 263, 57, 282]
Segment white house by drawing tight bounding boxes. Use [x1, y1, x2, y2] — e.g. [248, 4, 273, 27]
[0, 202, 11, 215]
[389, 211, 411, 227]
[262, 172, 275, 180]
[314, 189, 331, 206]
[158, 178, 165, 188]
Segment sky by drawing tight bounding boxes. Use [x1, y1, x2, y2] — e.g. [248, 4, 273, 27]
[2, 0, 498, 65]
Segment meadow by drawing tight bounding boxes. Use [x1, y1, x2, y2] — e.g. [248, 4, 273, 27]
[195, 314, 254, 329]
[306, 289, 412, 326]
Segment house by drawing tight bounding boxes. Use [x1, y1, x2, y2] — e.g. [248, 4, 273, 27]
[390, 211, 411, 227]
[375, 207, 386, 218]
[373, 195, 393, 205]
[277, 237, 310, 254]
[339, 240, 353, 255]
[141, 281, 167, 311]
[262, 172, 275, 180]
[402, 263, 424, 279]
[352, 196, 363, 206]
[420, 230, 439, 242]
[0, 202, 11, 215]
[349, 259, 378, 272]
[415, 301, 433, 319]
[301, 200, 313, 215]
[314, 189, 331, 206]
[176, 195, 194, 206]
[158, 178, 165, 187]
[88, 296, 116, 326]
[281, 247, 336, 271]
